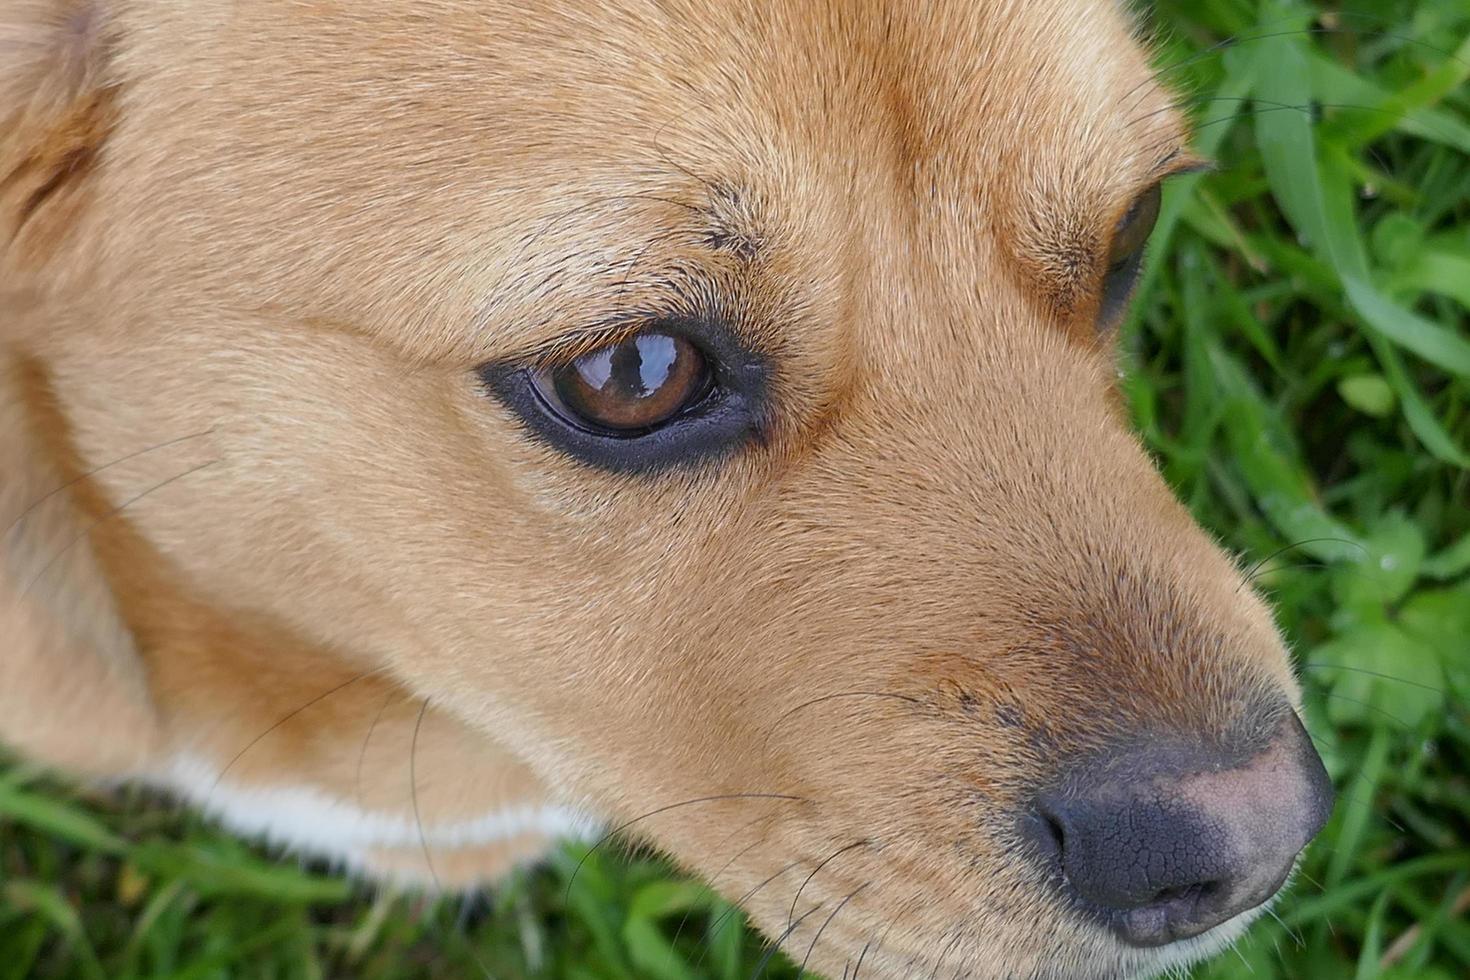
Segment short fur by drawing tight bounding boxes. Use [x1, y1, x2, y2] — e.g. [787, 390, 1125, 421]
[2, 2, 1305, 977]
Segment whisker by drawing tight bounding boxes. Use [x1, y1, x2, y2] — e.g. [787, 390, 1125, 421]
[408, 698, 440, 890]
[1302, 663, 1446, 695]
[3, 428, 213, 542]
[853, 895, 912, 980]
[692, 860, 803, 972]
[1246, 562, 1329, 586]
[17, 459, 218, 600]
[566, 792, 809, 900]
[789, 840, 870, 929]
[750, 901, 825, 980]
[930, 929, 965, 979]
[1127, 18, 1469, 117]
[668, 814, 772, 951]
[1235, 537, 1367, 593]
[1230, 935, 1256, 974]
[208, 667, 384, 797]
[1119, 20, 1324, 114]
[406, 697, 497, 980]
[477, 191, 704, 324]
[1317, 692, 1416, 731]
[1264, 905, 1304, 949]
[515, 193, 701, 262]
[797, 883, 869, 979]
[1134, 95, 1465, 144]
[1305, 790, 1409, 836]
[669, 845, 760, 951]
[650, 115, 723, 196]
[356, 689, 399, 809]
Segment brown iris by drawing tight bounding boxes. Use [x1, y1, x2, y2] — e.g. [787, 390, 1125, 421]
[1107, 182, 1162, 272]
[541, 332, 710, 434]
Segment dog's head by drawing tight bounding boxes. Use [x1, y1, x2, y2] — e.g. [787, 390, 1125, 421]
[2, 1, 1332, 976]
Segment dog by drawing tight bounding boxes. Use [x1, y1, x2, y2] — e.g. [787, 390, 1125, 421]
[1, 2, 1334, 977]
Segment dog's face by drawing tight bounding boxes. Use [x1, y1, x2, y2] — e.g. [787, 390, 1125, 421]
[2, 1, 1334, 977]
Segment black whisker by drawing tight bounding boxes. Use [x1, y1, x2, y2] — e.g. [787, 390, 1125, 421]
[407, 698, 496, 980]
[356, 689, 399, 808]
[751, 901, 825, 980]
[1302, 663, 1446, 695]
[566, 793, 810, 900]
[789, 840, 870, 929]
[1235, 537, 1367, 593]
[408, 698, 439, 890]
[3, 428, 213, 543]
[1126, 18, 1469, 117]
[1317, 692, 1417, 731]
[1247, 562, 1329, 586]
[797, 884, 868, 979]
[17, 459, 218, 600]
[693, 860, 802, 973]
[668, 816, 769, 951]
[930, 929, 966, 979]
[650, 115, 724, 197]
[208, 667, 384, 797]
[859, 891, 926, 980]
[1133, 95, 1464, 142]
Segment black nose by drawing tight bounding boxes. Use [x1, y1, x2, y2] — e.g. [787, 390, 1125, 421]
[1029, 713, 1333, 946]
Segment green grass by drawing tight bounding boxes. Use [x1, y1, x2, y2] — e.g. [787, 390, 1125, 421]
[3, 0, 1468, 976]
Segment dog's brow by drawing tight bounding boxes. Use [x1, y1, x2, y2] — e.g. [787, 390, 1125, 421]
[468, 220, 747, 361]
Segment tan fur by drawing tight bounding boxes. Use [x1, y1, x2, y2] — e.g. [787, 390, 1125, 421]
[2, 2, 1303, 976]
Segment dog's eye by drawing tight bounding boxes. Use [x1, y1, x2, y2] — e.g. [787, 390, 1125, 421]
[1107, 184, 1162, 272]
[1098, 183, 1162, 325]
[479, 319, 767, 474]
[533, 332, 712, 435]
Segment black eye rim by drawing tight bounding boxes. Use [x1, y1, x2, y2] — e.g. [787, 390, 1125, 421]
[529, 334, 717, 439]
[477, 316, 770, 474]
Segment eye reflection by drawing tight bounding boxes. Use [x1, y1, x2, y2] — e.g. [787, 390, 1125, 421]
[544, 332, 709, 433]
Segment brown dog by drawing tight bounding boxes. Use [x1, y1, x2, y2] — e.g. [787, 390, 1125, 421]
[2, 1, 1333, 977]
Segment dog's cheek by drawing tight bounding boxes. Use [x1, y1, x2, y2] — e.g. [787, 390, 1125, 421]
[0, 352, 163, 774]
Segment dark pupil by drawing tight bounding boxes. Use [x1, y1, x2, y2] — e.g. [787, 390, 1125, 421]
[553, 333, 700, 431]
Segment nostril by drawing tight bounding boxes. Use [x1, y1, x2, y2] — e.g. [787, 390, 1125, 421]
[1026, 713, 1333, 947]
[1149, 879, 1218, 907]
[1021, 807, 1067, 872]
[1152, 884, 1195, 905]
[1043, 813, 1065, 853]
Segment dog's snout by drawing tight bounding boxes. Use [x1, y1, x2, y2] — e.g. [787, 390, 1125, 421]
[1028, 712, 1333, 947]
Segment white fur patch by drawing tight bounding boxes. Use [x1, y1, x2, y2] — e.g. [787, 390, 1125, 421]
[159, 753, 601, 872]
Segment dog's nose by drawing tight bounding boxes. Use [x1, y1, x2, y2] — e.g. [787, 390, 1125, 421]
[1030, 713, 1332, 946]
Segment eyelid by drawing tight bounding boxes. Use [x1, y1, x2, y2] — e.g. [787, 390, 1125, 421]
[511, 314, 682, 370]
[1152, 148, 1217, 180]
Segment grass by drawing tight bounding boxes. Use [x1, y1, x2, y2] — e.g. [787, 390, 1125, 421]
[2, 0, 1468, 976]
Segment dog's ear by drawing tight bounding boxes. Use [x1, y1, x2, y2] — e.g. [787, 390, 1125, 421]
[0, 348, 163, 774]
[1, 1, 117, 259]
